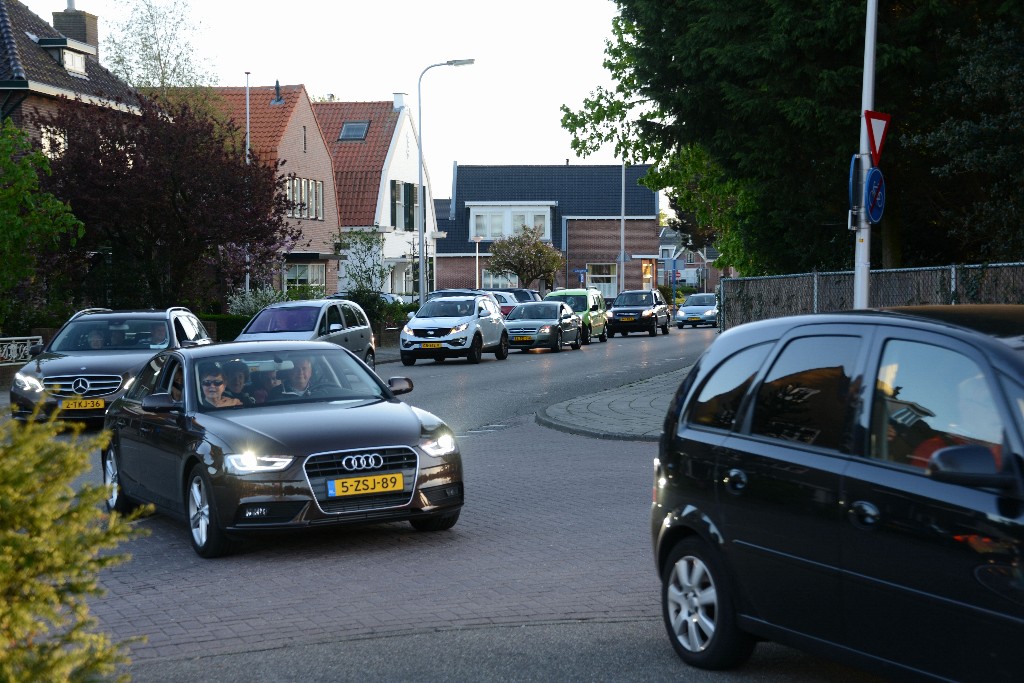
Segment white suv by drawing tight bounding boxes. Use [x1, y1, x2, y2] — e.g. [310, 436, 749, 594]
[400, 295, 509, 365]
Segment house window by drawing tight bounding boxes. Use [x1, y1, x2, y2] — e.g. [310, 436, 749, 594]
[391, 181, 418, 231]
[62, 49, 85, 75]
[470, 206, 551, 240]
[287, 177, 324, 220]
[285, 264, 326, 288]
[588, 263, 616, 299]
[481, 270, 517, 288]
[340, 121, 369, 140]
[686, 252, 696, 264]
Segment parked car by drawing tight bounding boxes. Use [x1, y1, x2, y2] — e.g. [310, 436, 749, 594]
[329, 291, 403, 305]
[102, 341, 463, 558]
[674, 292, 718, 328]
[652, 305, 1024, 681]
[489, 290, 520, 316]
[485, 287, 543, 303]
[608, 289, 670, 337]
[425, 289, 501, 307]
[543, 288, 608, 344]
[10, 307, 212, 423]
[400, 295, 509, 365]
[235, 299, 375, 368]
[504, 301, 582, 352]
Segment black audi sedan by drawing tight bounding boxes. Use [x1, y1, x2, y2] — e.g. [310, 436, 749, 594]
[102, 341, 463, 558]
[652, 305, 1024, 681]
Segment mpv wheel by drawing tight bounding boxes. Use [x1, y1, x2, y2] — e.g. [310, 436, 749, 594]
[401, 354, 416, 366]
[662, 537, 754, 669]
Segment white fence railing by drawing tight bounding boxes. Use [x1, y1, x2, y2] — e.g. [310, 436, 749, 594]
[0, 336, 42, 366]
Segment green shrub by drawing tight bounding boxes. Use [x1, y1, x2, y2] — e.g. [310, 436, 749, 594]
[199, 314, 251, 342]
[226, 286, 288, 318]
[0, 413, 150, 681]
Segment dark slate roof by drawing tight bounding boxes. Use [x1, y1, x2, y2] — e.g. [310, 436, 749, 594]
[0, 0, 135, 105]
[436, 164, 658, 254]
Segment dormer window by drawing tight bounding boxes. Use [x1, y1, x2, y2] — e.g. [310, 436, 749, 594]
[339, 121, 369, 141]
[63, 49, 86, 75]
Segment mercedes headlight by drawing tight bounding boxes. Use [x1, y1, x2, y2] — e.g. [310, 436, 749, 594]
[14, 372, 44, 393]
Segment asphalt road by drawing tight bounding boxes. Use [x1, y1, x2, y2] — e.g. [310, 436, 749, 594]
[28, 328, 880, 682]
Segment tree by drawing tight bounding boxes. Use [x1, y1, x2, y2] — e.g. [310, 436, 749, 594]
[0, 121, 83, 332]
[103, 0, 216, 93]
[562, 0, 1024, 274]
[0, 416, 149, 681]
[33, 94, 301, 311]
[486, 227, 565, 289]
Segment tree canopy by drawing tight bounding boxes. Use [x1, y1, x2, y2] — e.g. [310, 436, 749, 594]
[485, 227, 566, 289]
[32, 95, 300, 311]
[0, 121, 82, 332]
[562, 0, 1024, 274]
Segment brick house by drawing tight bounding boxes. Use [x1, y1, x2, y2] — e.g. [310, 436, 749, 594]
[312, 94, 440, 301]
[0, 0, 135, 137]
[435, 164, 660, 301]
[212, 83, 341, 294]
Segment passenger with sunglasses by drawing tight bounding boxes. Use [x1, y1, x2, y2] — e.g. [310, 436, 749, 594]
[199, 363, 242, 408]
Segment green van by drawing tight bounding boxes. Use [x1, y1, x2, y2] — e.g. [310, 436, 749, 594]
[544, 288, 608, 344]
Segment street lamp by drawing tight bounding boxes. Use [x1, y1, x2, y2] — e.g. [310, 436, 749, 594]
[418, 58, 475, 306]
[471, 235, 484, 288]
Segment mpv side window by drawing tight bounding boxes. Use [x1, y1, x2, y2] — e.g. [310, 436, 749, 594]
[328, 304, 343, 330]
[688, 343, 772, 430]
[871, 339, 1005, 469]
[750, 336, 861, 451]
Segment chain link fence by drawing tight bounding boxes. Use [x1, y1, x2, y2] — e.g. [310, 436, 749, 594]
[721, 263, 1024, 330]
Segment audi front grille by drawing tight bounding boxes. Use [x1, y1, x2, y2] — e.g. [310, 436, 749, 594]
[304, 446, 418, 515]
[43, 374, 123, 398]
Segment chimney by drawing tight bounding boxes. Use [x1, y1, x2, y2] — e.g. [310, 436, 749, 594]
[53, 2, 99, 55]
[393, 93, 406, 111]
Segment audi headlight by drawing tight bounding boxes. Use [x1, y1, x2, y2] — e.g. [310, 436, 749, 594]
[224, 452, 294, 474]
[422, 430, 457, 457]
[14, 372, 44, 393]
[449, 322, 469, 335]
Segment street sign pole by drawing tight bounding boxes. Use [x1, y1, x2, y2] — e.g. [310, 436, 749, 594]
[854, 0, 879, 309]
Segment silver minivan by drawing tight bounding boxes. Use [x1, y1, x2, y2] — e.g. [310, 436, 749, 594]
[235, 299, 376, 368]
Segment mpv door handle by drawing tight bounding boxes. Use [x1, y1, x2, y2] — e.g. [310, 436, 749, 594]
[724, 468, 748, 494]
[848, 500, 881, 529]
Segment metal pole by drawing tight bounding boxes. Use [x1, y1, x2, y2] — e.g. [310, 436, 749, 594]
[620, 163, 626, 292]
[244, 71, 251, 292]
[854, 0, 878, 309]
[417, 59, 474, 307]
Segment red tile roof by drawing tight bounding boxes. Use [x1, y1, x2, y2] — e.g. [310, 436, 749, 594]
[313, 101, 400, 227]
[212, 84, 306, 166]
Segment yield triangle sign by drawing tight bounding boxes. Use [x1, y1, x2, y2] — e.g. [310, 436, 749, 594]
[865, 110, 891, 167]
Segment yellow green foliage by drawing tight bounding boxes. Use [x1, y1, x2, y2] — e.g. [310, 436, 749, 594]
[0, 413, 149, 682]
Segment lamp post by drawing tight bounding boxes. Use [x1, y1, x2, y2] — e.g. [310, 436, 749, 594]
[471, 235, 484, 288]
[418, 58, 475, 306]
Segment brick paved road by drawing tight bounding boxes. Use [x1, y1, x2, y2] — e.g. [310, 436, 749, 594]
[88, 415, 660, 666]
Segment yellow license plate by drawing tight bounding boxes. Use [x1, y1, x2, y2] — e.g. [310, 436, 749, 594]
[621, 316, 635, 322]
[62, 398, 105, 410]
[328, 473, 404, 497]
[420, 342, 442, 349]
[513, 336, 532, 342]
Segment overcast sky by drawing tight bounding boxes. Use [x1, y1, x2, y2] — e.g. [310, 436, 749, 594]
[24, 0, 625, 196]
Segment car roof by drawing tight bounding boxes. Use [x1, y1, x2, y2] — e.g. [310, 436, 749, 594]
[70, 307, 192, 320]
[170, 340, 345, 359]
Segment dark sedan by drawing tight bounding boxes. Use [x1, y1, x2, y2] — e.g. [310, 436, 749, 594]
[652, 305, 1024, 680]
[504, 301, 583, 351]
[102, 341, 463, 558]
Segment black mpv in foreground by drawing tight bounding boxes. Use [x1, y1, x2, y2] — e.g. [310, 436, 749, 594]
[652, 305, 1024, 681]
[103, 341, 463, 558]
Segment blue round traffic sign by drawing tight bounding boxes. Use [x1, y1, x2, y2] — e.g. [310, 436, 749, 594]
[864, 167, 885, 223]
